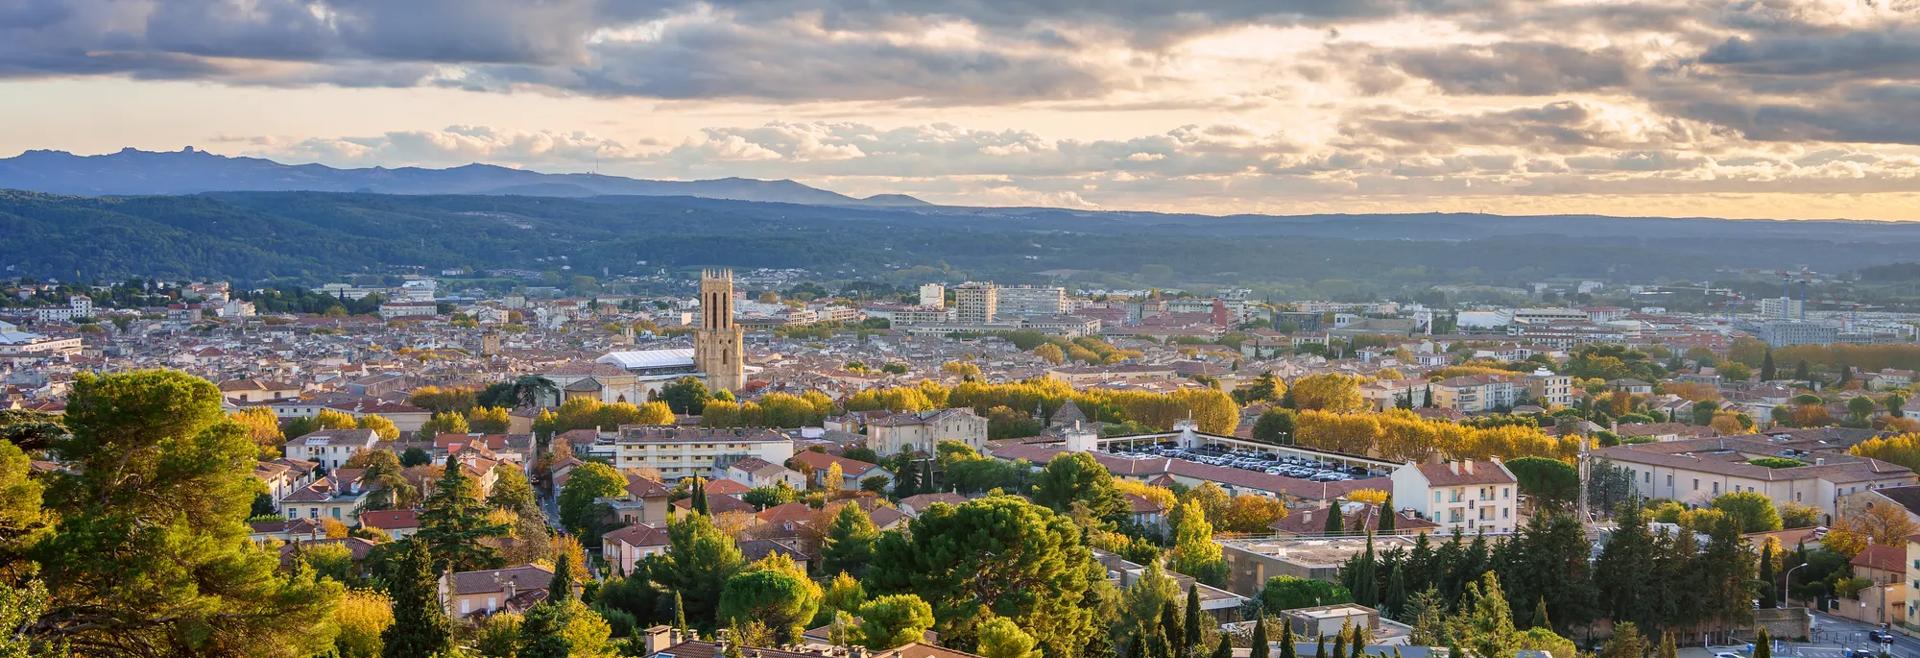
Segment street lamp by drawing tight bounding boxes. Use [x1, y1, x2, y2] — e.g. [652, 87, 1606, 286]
[1784, 562, 1809, 608]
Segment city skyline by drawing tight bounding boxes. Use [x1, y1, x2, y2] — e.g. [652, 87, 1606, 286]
[3, 0, 1920, 219]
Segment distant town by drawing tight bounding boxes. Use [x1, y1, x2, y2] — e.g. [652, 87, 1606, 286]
[11, 263, 1920, 658]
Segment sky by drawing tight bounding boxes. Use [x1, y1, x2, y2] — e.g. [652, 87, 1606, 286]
[3, 0, 1920, 219]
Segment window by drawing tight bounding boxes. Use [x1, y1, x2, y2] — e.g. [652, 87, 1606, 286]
[1693, 478, 1699, 491]
[1666, 474, 1673, 487]
[1712, 483, 1720, 495]
[1644, 471, 1652, 483]
[461, 600, 471, 614]
[1434, 492, 1442, 503]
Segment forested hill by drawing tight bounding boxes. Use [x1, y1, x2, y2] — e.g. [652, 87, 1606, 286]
[6, 189, 1920, 289]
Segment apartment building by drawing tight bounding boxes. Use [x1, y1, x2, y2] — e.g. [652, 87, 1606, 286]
[612, 426, 795, 480]
[867, 407, 990, 454]
[997, 285, 1068, 317]
[1389, 459, 1519, 534]
[283, 428, 380, 470]
[953, 282, 998, 325]
[1429, 375, 1521, 414]
[1595, 436, 1917, 517]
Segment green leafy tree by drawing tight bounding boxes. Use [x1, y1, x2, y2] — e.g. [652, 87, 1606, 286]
[1031, 452, 1127, 526]
[658, 513, 744, 630]
[518, 598, 616, 658]
[1252, 408, 1297, 444]
[719, 555, 823, 644]
[866, 496, 1108, 656]
[487, 466, 541, 518]
[33, 370, 342, 658]
[557, 462, 626, 543]
[1170, 501, 1226, 584]
[383, 540, 452, 658]
[1711, 491, 1783, 533]
[857, 594, 936, 649]
[1504, 457, 1579, 512]
[977, 616, 1041, 658]
[416, 455, 509, 572]
[822, 504, 881, 578]
[1260, 577, 1352, 611]
[660, 377, 712, 415]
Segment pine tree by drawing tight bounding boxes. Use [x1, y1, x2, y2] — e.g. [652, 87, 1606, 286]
[1378, 496, 1395, 533]
[382, 540, 451, 658]
[1252, 615, 1270, 658]
[416, 455, 510, 572]
[1383, 562, 1407, 620]
[1184, 585, 1203, 658]
[1324, 505, 1344, 536]
[1532, 597, 1550, 631]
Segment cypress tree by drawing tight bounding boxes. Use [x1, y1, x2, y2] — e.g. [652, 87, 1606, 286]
[1331, 626, 1346, 658]
[1758, 542, 1777, 608]
[1252, 616, 1270, 658]
[1129, 633, 1146, 658]
[381, 540, 451, 658]
[1755, 628, 1772, 658]
[549, 539, 577, 603]
[1353, 534, 1378, 607]
[1278, 618, 1296, 658]
[672, 591, 687, 632]
[1658, 632, 1677, 658]
[1160, 600, 1182, 657]
[1184, 585, 1202, 657]
[1151, 630, 1175, 658]
[1315, 635, 1326, 658]
[1213, 636, 1233, 658]
[1794, 360, 1810, 382]
[692, 477, 710, 515]
[1761, 350, 1777, 381]
[1349, 626, 1366, 658]
[1378, 496, 1395, 533]
[1532, 596, 1550, 631]
[1323, 505, 1344, 536]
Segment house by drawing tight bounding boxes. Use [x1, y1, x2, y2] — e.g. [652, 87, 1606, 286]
[278, 537, 378, 568]
[277, 469, 370, 524]
[608, 472, 673, 526]
[1389, 460, 1519, 534]
[283, 428, 381, 470]
[1610, 379, 1655, 394]
[254, 458, 319, 504]
[789, 451, 893, 490]
[441, 564, 581, 618]
[1844, 544, 1905, 625]
[898, 493, 968, 517]
[866, 407, 990, 454]
[725, 456, 805, 490]
[1125, 493, 1169, 534]
[358, 508, 421, 540]
[603, 523, 670, 577]
[219, 378, 302, 403]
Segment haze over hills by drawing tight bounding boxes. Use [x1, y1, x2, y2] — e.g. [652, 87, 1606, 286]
[0, 147, 930, 207]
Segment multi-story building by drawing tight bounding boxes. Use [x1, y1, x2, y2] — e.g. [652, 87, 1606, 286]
[32, 296, 92, 323]
[1594, 436, 1916, 517]
[283, 428, 381, 470]
[1429, 375, 1521, 413]
[1759, 296, 1805, 321]
[612, 426, 794, 480]
[377, 301, 438, 320]
[953, 281, 998, 325]
[918, 283, 946, 309]
[1389, 459, 1519, 534]
[693, 269, 746, 391]
[1748, 320, 1838, 347]
[867, 408, 990, 454]
[1523, 368, 1573, 407]
[889, 305, 953, 326]
[0, 330, 82, 364]
[997, 285, 1068, 317]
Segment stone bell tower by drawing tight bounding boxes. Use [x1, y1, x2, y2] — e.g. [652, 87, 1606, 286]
[694, 268, 745, 392]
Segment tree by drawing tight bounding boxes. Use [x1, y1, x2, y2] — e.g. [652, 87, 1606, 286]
[1250, 615, 1270, 658]
[660, 377, 712, 415]
[1170, 501, 1226, 583]
[229, 407, 286, 457]
[1211, 636, 1232, 658]
[1711, 491, 1783, 533]
[33, 370, 342, 658]
[557, 462, 625, 543]
[1504, 457, 1579, 512]
[856, 594, 937, 649]
[866, 497, 1108, 656]
[1761, 350, 1777, 381]
[335, 589, 395, 658]
[719, 555, 823, 644]
[1261, 577, 1352, 611]
[1323, 504, 1345, 535]
[1034, 344, 1066, 366]
[416, 455, 509, 572]
[1378, 495, 1396, 533]
[1032, 452, 1127, 525]
[822, 503, 880, 578]
[467, 406, 513, 433]
[1757, 541, 1778, 609]
[383, 540, 452, 658]
[420, 411, 471, 436]
[488, 465, 541, 518]
[1599, 622, 1648, 658]
[358, 414, 400, 441]
[1452, 572, 1518, 658]
[1290, 374, 1366, 413]
[1183, 586, 1202, 657]
[658, 512, 744, 629]
[1755, 628, 1771, 658]
[977, 616, 1041, 658]
[518, 598, 616, 658]
[1252, 408, 1298, 444]
[400, 447, 432, 467]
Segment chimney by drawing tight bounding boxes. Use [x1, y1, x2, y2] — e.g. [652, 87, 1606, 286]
[501, 573, 517, 603]
[1463, 461, 1475, 475]
[645, 626, 675, 653]
[1448, 462, 1460, 475]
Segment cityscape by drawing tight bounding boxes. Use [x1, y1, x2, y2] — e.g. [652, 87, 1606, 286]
[6, 3, 1920, 658]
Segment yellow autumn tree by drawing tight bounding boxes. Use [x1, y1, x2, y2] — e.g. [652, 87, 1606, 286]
[1290, 373, 1368, 412]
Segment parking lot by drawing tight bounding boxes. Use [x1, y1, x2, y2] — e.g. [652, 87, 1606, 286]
[1106, 441, 1391, 482]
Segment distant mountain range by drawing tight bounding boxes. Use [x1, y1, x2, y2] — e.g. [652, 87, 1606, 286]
[0, 148, 931, 207]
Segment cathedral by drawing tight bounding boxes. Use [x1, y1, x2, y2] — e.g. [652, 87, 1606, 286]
[693, 268, 746, 391]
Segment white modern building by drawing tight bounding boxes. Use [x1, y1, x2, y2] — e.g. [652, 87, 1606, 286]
[1390, 460, 1518, 534]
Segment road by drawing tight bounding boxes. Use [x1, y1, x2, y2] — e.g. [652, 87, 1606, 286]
[1808, 611, 1920, 658]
